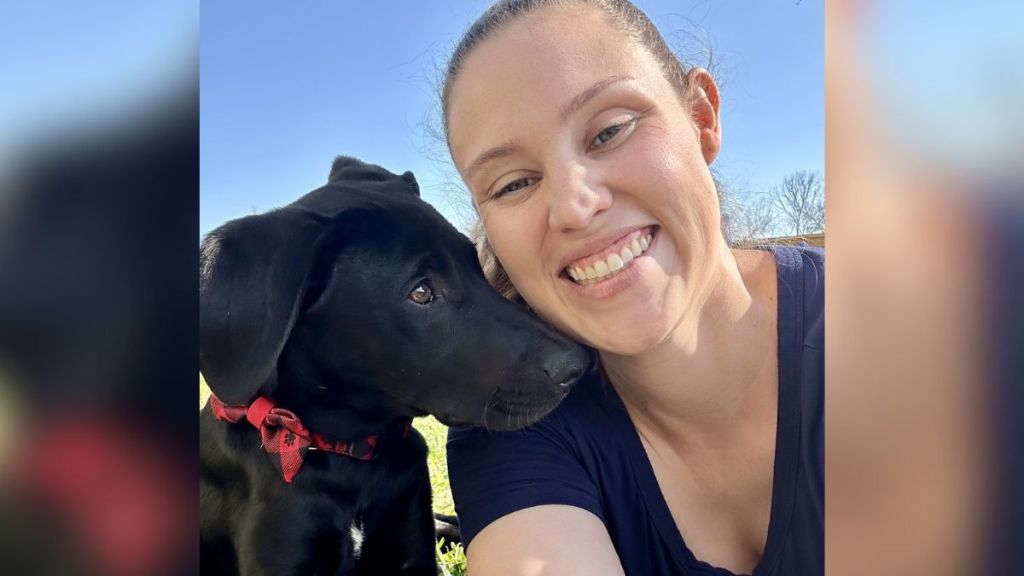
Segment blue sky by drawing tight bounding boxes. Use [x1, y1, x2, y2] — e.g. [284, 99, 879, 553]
[200, 0, 823, 235]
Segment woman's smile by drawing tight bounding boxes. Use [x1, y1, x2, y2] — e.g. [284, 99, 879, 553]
[558, 226, 661, 299]
[563, 225, 656, 284]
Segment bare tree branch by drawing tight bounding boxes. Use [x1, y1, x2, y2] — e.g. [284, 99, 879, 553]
[743, 194, 779, 239]
[770, 170, 824, 236]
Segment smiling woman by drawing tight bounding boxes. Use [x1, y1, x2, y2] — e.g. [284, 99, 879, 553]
[441, 1, 823, 575]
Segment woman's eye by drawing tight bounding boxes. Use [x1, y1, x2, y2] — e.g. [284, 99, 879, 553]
[589, 117, 637, 151]
[594, 125, 623, 145]
[494, 177, 535, 199]
[408, 281, 434, 305]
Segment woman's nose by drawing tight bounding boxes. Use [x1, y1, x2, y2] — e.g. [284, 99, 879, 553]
[546, 162, 612, 232]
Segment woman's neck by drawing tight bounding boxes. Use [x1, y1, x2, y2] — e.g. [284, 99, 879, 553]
[601, 247, 778, 444]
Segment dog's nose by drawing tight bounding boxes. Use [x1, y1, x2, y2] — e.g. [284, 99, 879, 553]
[540, 354, 587, 388]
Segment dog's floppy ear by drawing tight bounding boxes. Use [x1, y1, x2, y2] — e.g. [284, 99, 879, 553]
[328, 156, 420, 197]
[199, 208, 326, 405]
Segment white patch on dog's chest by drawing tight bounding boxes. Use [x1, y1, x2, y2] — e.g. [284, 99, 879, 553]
[350, 520, 365, 558]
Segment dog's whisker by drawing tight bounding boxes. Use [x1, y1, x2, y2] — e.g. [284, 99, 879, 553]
[482, 388, 499, 431]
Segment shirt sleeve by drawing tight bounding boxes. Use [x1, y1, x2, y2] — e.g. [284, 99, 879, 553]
[446, 415, 604, 548]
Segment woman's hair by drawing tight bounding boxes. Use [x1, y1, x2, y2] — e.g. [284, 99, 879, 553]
[469, 219, 527, 305]
[443, 0, 703, 303]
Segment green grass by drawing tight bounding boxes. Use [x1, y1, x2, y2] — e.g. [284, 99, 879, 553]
[414, 415, 467, 575]
[413, 415, 455, 516]
[200, 378, 467, 575]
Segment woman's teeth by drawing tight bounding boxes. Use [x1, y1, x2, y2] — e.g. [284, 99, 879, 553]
[567, 232, 653, 285]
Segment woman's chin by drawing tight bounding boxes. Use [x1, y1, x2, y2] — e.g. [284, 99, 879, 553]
[584, 325, 671, 357]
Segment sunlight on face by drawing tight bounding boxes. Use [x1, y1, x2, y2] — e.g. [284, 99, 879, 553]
[447, 5, 726, 355]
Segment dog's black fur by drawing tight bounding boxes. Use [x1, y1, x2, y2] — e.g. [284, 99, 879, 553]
[200, 157, 590, 575]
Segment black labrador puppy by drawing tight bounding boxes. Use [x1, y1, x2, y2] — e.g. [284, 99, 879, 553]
[200, 157, 590, 575]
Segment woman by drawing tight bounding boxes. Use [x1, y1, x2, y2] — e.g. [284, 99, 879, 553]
[443, 1, 823, 575]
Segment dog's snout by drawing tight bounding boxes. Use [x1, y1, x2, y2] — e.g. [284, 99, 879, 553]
[540, 350, 588, 388]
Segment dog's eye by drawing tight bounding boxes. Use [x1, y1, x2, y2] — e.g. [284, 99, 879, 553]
[408, 282, 434, 305]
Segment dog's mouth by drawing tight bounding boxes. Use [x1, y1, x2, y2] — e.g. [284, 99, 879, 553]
[431, 388, 569, 431]
[492, 387, 567, 408]
[481, 388, 568, 431]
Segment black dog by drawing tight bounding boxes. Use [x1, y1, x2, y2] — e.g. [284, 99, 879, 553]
[200, 157, 590, 575]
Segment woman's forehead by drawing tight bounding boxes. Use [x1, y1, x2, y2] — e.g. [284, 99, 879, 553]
[453, 7, 637, 94]
[446, 6, 657, 160]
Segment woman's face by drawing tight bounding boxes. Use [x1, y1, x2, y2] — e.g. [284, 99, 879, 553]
[447, 6, 724, 355]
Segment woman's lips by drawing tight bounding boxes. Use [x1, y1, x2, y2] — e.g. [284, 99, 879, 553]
[563, 226, 657, 285]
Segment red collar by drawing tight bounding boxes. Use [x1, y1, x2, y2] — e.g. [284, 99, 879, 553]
[209, 395, 411, 483]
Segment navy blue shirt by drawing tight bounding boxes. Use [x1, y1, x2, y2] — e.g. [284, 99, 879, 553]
[448, 246, 823, 575]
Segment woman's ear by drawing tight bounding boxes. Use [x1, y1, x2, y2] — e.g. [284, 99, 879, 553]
[687, 68, 722, 165]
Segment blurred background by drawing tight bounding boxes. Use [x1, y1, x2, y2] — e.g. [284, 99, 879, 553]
[0, 1, 197, 575]
[826, 1, 1023, 575]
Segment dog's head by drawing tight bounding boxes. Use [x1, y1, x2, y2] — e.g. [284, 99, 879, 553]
[200, 157, 590, 431]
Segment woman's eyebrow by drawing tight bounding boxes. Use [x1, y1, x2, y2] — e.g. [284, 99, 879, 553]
[465, 142, 519, 180]
[560, 75, 634, 122]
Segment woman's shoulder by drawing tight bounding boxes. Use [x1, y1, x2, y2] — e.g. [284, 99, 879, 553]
[771, 243, 823, 281]
[770, 244, 823, 346]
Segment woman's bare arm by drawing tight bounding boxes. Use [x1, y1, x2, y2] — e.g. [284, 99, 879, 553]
[466, 505, 627, 576]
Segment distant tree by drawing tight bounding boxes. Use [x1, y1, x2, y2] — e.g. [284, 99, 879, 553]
[770, 170, 824, 236]
[739, 194, 778, 240]
[721, 191, 779, 246]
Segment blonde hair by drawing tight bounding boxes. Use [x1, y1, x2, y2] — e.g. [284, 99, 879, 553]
[469, 220, 526, 304]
